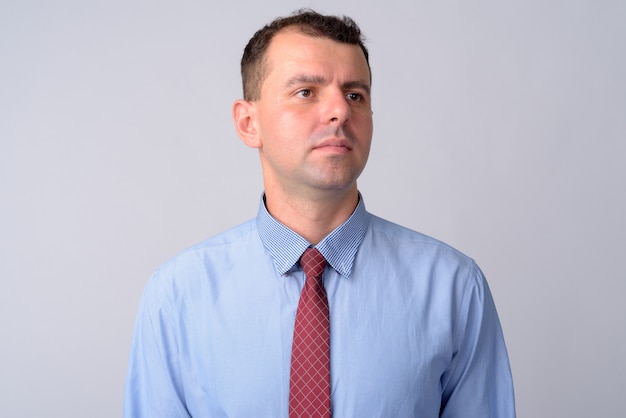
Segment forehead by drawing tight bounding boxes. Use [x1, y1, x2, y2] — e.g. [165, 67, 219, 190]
[263, 29, 370, 82]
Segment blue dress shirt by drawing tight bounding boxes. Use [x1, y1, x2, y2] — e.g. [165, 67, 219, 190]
[124, 196, 515, 417]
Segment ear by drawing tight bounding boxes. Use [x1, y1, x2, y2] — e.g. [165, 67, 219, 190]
[232, 99, 262, 149]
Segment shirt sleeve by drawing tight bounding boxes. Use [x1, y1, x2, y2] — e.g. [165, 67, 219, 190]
[439, 263, 516, 418]
[123, 272, 191, 418]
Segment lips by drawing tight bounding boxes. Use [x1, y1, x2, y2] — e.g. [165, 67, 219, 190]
[314, 137, 352, 151]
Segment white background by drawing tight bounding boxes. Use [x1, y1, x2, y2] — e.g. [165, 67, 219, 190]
[1, 1, 625, 417]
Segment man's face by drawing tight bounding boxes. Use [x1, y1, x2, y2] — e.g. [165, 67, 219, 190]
[250, 29, 373, 199]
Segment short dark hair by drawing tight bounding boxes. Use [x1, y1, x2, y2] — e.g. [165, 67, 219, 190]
[240, 9, 370, 101]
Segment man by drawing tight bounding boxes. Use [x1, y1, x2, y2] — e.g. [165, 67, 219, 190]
[124, 9, 515, 418]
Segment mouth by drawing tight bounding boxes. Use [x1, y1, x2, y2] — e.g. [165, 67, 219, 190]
[313, 138, 353, 152]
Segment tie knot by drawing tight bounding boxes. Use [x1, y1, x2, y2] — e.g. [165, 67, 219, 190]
[300, 247, 326, 279]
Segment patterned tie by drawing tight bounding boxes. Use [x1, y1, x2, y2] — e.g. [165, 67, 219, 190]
[289, 247, 331, 418]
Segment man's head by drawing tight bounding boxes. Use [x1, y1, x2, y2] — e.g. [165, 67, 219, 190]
[233, 10, 373, 209]
[241, 9, 370, 101]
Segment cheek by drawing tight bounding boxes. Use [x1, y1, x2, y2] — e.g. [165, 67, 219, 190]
[352, 113, 374, 139]
[259, 113, 304, 154]
[277, 112, 314, 140]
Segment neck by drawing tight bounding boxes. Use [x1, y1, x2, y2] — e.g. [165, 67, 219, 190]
[264, 186, 359, 245]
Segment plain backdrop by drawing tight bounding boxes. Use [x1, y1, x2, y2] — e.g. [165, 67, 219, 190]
[1, 1, 625, 417]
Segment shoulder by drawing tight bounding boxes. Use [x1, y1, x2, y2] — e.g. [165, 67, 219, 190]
[367, 214, 474, 263]
[148, 219, 260, 289]
[362, 213, 486, 290]
[183, 218, 258, 254]
[170, 218, 256, 260]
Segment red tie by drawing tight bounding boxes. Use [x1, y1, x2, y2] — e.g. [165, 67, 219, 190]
[289, 247, 331, 418]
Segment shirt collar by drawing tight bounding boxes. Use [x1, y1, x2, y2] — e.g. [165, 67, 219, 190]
[256, 193, 370, 278]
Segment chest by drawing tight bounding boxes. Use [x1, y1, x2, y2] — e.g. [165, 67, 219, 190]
[176, 273, 453, 417]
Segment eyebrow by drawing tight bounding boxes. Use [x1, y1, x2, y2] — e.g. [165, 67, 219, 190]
[285, 74, 371, 96]
[343, 80, 371, 97]
[285, 74, 326, 88]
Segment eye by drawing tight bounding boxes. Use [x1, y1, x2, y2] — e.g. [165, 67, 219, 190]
[296, 89, 313, 98]
[346, 92, 363, 102]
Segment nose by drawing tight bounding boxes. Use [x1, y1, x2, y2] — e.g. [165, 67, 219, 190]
[322, 90, 351, 125]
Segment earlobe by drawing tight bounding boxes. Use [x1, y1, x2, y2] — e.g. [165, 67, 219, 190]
[233, 99, 262, 148]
